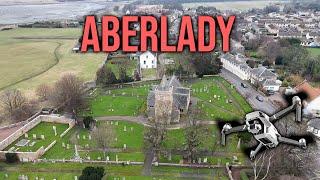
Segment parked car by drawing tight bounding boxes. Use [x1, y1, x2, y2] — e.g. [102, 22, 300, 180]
[41, 108, 54, 114]
[256, 95, 264, 102]
[267, 90, 275, 95]
[241, 82, 248, 88]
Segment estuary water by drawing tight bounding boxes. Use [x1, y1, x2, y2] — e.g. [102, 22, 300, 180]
[0, 1, 109, 24]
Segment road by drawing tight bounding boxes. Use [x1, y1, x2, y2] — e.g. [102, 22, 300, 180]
[220, 69, 278, 115]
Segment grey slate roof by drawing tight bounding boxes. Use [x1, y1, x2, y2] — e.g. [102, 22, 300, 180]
[147, 76, 190, 110]
[251, 66, 277, 79]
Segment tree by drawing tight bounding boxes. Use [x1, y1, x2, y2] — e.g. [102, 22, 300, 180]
[79, 166, 105, 180]
[184, 119, 202, 163]
[144, 119, 167, 161]
[5, 153, 19, 163]
[0, 89, 36, 122]
[191, 53, 222, 77]
[83, 116, 95, 129]
[133, 70, 141, 81]
[265, 41, 281, 64]
[49, 73, 86, 113]
[251, 151, 274, 180]
[36, 84, 52, 101]
[91, 123, 115, 158]
[96, 66, 117, 85]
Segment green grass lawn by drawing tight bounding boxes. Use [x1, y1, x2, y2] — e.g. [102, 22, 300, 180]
[307, 48, 320, 57]
[0, 162, 229, 179]
[4, 122, 68, 152]
[0, 28, 105, 95]
[141, 68, 157, 79]
[190, 77, 252, 121]
[89, 96, 145, 116]
[106, 56, 137, 78]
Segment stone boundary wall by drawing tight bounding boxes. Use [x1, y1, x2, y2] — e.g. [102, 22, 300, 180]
[0, 114, 75, 161]
[0, 112, 41, 131]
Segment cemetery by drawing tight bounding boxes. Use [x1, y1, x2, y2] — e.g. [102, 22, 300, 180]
[87, 76, 251, 121]
[0, 114, 75, 162]
[0, 76, 250, 179]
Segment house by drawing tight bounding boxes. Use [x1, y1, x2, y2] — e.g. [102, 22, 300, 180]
[307, 118, 320, 138]
[147, 75, 191, 124]
[261, 79, 282, 92]
[138, 51, 157, 70]
[250, 66, 277, 84]
[294, 81, 320, 117]
[220, 53, 252, 81]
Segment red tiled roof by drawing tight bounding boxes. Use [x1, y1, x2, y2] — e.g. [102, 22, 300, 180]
[294, 80, 320, 101]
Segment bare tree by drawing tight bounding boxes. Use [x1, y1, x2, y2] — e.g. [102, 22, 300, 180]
[251, 151, 275, 180]
[36, 84, 52, 101]
[184, 118, 203, 163]
[144, 118, 167, 161]
[0, 89, 37, 122]
[91, 123, 116, 158]
[49, 73, 86, 113]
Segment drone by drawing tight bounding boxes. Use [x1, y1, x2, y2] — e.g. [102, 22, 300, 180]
[221, 96, 307, 160]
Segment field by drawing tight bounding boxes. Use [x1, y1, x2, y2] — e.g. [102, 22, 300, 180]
[0, 28, 106, 95]
[182, 0, 287, 11]
[307, 48, 320, 57]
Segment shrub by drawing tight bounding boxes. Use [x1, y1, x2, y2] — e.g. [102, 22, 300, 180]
[5, 153, 19, 163]
[79, 166, 105, 180]
[83, 116, 95, 129]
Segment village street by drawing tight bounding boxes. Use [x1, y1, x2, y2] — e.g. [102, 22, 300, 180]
[220, 68, 278, 115]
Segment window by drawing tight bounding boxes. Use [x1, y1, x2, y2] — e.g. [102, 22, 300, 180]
[144, 60, 146, 64]
[152, 60, 154, 64]
[314, 128, 318, 134]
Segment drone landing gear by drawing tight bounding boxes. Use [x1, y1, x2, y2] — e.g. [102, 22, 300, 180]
[221, 124, 247, 146]
[278, 136, 306, 149]
[250, 143, 263, 160]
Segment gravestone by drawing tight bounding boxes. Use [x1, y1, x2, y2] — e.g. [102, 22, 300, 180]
[237, 138, 241, 149]
[115, 137, 118, 142]
[62, 142, 65, 148]
[123, 126, 127, 132]
[106, 156, 109, 161]
[24, 134, 28, 138]
[74, 176, 78, 180]
[41, 135, 45, 140]
[32, 134, 37, 139]
[77, 134, 80, 139]
[116, 155, 118, 162]
[66, 144, 70, 149]
[83, 135, 86, 140]
[88, 135, 92, 140]
[203, 157, 208, 163]
[123, 144, 127, 150]
[130, 127, 133, 131]
[53, 126, 57, 136]
[115, 121, 118, 126]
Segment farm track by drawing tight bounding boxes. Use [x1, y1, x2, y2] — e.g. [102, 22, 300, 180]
[0, 41, 62, 91]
